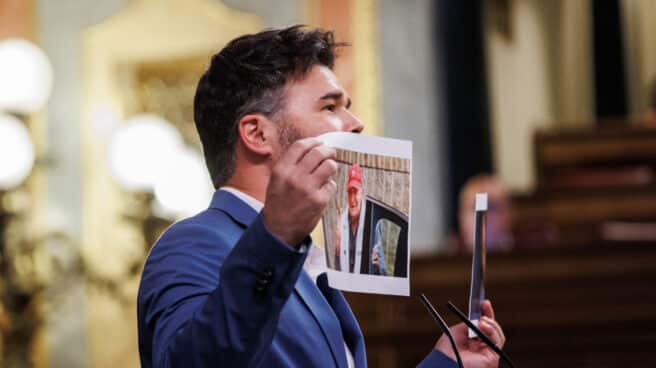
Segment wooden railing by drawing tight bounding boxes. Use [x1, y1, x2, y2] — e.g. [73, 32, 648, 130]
[345, 244, 656, 368]
[511, 125, 656, 248]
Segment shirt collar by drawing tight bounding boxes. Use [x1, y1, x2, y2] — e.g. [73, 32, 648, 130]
[220, 186, 263, 212]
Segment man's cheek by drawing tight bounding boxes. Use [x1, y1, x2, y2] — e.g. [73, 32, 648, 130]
[317, 118, 343, 136]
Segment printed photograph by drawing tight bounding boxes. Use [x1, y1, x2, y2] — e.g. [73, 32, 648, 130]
[322, 148, 410, 280]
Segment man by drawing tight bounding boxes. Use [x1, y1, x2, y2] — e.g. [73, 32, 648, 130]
[458, 175, 514, 253]
[138, 25, 505, 367]
[334, 163, 386, 275]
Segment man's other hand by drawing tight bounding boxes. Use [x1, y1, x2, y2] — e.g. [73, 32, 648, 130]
[263, 138, 337, 247]
[434, 300, 505, 368]
[371, 244, 381, 272]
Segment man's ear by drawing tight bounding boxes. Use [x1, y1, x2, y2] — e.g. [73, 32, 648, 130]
[237, 113, 276, 156]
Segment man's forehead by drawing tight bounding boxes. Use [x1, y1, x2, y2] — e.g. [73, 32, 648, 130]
[316, 65, 342, 87]
[348, 187, 361, 194]
[289, 65, 348, 97]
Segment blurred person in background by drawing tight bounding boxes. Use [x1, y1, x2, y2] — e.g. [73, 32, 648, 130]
[457, 175, 514, 253]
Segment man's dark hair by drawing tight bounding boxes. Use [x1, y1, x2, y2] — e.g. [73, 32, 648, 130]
[194, 25, 345, 188]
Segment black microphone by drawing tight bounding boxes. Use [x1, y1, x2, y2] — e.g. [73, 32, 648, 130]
[419, 294, 464, 368]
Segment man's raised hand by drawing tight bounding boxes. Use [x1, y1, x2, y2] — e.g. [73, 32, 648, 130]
[263, 138, 337, 247]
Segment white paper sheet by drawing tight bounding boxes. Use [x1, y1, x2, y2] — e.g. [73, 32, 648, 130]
[468, 193, 487, 338]
[317, 132, 412, 296]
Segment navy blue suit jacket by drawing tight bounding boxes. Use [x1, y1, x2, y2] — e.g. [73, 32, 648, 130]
[137, 190, 456, 367]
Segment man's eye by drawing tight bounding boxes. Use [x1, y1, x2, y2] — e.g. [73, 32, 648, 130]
[323, 104, 336, 112]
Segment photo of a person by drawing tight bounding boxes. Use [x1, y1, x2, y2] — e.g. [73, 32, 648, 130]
[369, 220, 388, 275]
[318, 132, 412, 294]
[334, 164, 387, 275]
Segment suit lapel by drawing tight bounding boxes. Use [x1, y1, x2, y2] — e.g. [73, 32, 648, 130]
[295, 272, 348, 368]
[212, 190, 350, 367]
[317, 273, 367, 368]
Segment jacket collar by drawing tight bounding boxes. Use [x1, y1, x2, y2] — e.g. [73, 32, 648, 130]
[295, 272, 349, 368]
[317, 273, 367, 368]
[209, 189, 259, 228]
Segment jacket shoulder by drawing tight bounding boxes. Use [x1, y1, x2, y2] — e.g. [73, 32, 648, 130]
[139, 209, 243, 291]
[152, 209, 240, 255]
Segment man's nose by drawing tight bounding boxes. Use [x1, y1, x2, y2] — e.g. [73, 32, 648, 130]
[343, 110, 364, 133]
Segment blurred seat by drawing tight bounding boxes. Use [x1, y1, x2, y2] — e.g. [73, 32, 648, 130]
[513, 123, 656, 247]
[346, 244, 656, 368]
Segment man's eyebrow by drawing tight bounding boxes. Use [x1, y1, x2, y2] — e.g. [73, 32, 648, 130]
[319, 91, 352, 109]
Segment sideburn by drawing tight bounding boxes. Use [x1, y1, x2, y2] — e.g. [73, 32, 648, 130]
[277, 120, 304, 150]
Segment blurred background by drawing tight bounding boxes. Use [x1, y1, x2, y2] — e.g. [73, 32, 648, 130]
[0, 0, 655, 367]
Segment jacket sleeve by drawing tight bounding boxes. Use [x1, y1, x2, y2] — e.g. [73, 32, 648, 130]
[416, 349, 459, 368]
[140, 213, 309, 367]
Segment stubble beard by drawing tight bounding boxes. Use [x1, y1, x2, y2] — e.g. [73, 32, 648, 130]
[277, 117, 304, 151]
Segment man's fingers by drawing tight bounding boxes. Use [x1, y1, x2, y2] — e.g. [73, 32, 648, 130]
[481, 300, 505, 347]
[311, 158, 338, 187]
[281, 138, 323, 166]
[481, 299, 495, 320]
[299, 144, 336, 174]
[489, 317, 506, 347]
[318, 179, 337, 202]
[480, 316, 506, 348]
